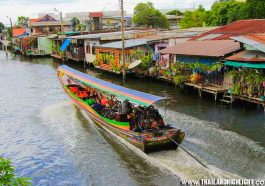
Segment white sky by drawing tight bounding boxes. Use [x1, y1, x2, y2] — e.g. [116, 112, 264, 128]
[0, 0, 215, 25]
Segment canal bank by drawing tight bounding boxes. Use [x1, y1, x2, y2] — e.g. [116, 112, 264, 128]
[0, 51, 264, 184]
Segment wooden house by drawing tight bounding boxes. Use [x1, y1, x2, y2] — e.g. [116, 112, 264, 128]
[94, 39, 151, 74]
[29, 15, 71, 36]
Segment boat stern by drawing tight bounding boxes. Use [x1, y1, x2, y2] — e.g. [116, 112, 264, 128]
[142, 129, 185, 153]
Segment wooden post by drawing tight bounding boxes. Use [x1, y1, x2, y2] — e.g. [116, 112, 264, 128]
[215, 93, 218, 102]
[120, 0, 126, 83]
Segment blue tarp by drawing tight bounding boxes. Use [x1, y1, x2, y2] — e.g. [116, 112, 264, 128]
[60, 38, 71, 52]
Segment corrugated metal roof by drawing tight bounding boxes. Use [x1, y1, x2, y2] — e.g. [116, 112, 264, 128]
[231, 36, 265, 53]
[226, 50, 265, 62]
[245, 34, 265, 44]
[68, 30, 156, 40]
[159, 40, 241, 57]
[197, 34, 223, 41]
[98, 39, 148, 49]
[192, 19, 265, 41]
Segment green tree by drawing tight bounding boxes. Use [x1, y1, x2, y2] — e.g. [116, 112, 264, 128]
[180, 5, 210, 28]
[0, 157, 31, 186]
[71, 17, 80, 31]
[132, 1, 169, 29]
[166, 9, 183, 16]
[0, 22, 4, 33]
[17, 16, 29, 27]
[244, 0, 265, 19]
[227, 2, 246, 23]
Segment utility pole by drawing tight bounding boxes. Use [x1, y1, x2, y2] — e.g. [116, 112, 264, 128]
[7, 16, 13, 54]
[8, 17, 13, 38]
[54, 8, 63, 35]
[120, 0, 126, 83]
[59, 11, 63, 35]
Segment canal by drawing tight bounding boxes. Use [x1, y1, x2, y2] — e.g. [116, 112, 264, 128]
[0, 50, 264, 185]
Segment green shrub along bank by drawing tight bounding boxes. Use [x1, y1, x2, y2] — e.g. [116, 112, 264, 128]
[0, 157, 32, 186]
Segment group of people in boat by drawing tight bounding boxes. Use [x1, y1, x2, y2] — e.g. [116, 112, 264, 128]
[67, 79, 166, 132]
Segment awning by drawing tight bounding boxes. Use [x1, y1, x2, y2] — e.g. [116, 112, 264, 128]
[224, 61, 265, 69]
[47, 34, 58, 39]
[57, 31, 80, 35]
[58, 65, 167, 106]
[60, 38, 71, 52]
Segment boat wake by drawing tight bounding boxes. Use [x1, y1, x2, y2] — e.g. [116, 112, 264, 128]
[40, 102, 265, 182]
[81, 110, 243, 181]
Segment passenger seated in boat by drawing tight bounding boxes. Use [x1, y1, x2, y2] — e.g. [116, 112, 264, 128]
[131, 106, 144, 132]
[101, 97, 108, 107]
[78, 90, 88, 100]
[85, 97, 96, 106]
[121, 100, 132, 115]
[146, 106, 165, 129]
[91, 98, 105, 114]
[116, 100, 132, 122]
[69, 86, 79, 94]
[89, 90, 98, 98]
[150, 119, 159, 130]
[67, 79, 71, 85]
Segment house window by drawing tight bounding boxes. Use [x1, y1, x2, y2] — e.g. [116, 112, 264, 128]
[158, 46, 166, 51]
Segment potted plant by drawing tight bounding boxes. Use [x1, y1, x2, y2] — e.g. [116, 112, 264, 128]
[173, 75, 187, 86]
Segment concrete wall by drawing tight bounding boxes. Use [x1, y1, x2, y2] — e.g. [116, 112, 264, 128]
[38, 37, 53, 55]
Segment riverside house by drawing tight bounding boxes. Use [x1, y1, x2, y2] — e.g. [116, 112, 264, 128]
[19, 14, 71, 56]
[159, 40, 241, 100]
[64, 30, 157, 63]
[93, 39, 151, 74]
[222, 34, 265, 108]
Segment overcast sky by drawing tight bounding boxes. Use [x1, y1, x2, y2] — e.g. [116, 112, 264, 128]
[0, 0, 215, 25]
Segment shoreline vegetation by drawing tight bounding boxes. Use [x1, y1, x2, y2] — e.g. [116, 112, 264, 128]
[0, 157, 32, 186]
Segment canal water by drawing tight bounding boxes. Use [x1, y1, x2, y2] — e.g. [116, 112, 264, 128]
[0, 50, 264, 185]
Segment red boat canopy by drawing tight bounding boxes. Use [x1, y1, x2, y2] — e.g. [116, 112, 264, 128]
[58, 65, 167, 106]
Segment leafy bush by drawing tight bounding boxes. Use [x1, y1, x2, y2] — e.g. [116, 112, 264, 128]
[173, 75, 187, 86]
[93, 59, 100, 66]
[139, 55, 152, 70]
[232, 82, 240, 95]
[0, 157, 31, 186]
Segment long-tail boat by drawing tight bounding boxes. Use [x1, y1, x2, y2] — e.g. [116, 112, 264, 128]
[58, 65, 185, 153]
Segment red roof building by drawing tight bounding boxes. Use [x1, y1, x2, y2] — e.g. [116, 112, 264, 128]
[29, 14, 71, 35]
[12, 27, 28, 37]
[89, 12, 104, 18]
[191, 19, 265, 41]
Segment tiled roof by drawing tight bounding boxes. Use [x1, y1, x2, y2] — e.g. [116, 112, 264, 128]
[89, 12, 104, 18]
[29, 18, 41, 25]
[12, 27, 27, 37]
[191, 19, 265, 41]
[226, 50, 265, 62]
[159, 40, 241, 57]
